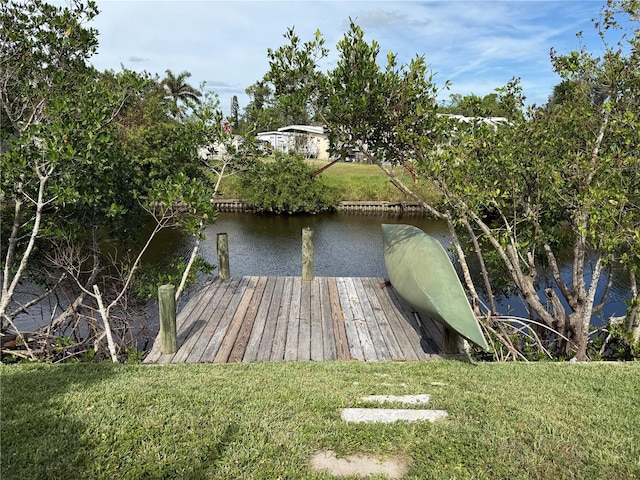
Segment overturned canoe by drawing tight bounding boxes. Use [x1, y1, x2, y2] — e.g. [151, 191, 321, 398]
[381, 223, 489, 351]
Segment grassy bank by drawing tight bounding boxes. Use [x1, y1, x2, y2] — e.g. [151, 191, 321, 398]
[2, 361, 638, 479]
[218, 160, 440, 203]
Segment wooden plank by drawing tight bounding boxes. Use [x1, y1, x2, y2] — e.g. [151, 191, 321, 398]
[144, 338, 165, 364]
[255, 277, 285, 362]
[336, 277, 365, 361]
[226, 277, 267, 363]
[145, 276, 443, 365]
[385, 282, 432, 359]
[243, 276, 279, 362]
[319, 277, 337, 361]
[425, 311, 445, 336]
[284, 277, 302, 361]
[310, 278, 324, 361]
[354, 278, 391, 361]
[297, 278, 312, 361]
[210, 276, 255, 364]
[369, 279, 420, 361]
[171, 279, 228, 362]
[270, 276, 293, 361]
[328, 277, 350, 360]
[186, 276, 245, 363]
[197, 276, 250, 363]
[416, 313, 444, 353]
[400, 309, 440, 356]
[361, 278, 404, 361]
[172, 279, 234, 363]
[343, 277, 377, 361]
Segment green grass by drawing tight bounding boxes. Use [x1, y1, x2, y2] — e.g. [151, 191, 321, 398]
[217, 160, 440, 203]
[2, 361, 639, 479]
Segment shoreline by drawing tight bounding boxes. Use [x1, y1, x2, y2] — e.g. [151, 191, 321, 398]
[213, 199, 426, 214]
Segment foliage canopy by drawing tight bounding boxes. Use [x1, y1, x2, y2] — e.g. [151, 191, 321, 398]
[240, 153, 338, 214]
[263, 2, 640, 359]
[0, 0, 222, 361]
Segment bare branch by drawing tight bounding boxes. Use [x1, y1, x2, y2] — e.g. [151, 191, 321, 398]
[8, 273, 66, 320]
[0, 169, 51, 323]
[93, 285, 118, 363]
[461, 215, 497, 314]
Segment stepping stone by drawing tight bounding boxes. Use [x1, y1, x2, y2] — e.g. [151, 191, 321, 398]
[310, 450, 410, 479]
[341, 408, 448, 423]
[361, 394, 431, 405]
[352, 382, 408, 387]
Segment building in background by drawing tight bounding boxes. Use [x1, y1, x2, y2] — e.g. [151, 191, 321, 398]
[257, 125, 329, 159]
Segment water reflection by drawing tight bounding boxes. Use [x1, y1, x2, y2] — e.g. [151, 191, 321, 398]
[192, 212, 631, 326]
[12, 212, 629, 333]
[201, 212, 448, 277]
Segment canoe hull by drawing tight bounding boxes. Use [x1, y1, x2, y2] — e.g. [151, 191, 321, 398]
[382, 224, 489, 351]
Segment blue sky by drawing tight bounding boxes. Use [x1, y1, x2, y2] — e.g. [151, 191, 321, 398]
[87, 1, 608, 115]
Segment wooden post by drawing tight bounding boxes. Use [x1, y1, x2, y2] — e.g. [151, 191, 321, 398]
[442, 326, 460, 355]
[302, 227, 314, 281]
[217, 232, 230, 280]
[158, 284, 177, 354]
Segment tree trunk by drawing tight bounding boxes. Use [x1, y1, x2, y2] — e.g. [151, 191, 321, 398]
[545, 287, 572, 355]
[569, 309, 589, 361]
[461, 215, 497, 313]
[93, 285, 118, 363]
[628, 268, 640, 345]
[630, 303, 640, 345]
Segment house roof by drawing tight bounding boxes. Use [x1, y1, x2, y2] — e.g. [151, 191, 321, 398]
[256, 131, 281, 136]
[277, 125, 325, 135]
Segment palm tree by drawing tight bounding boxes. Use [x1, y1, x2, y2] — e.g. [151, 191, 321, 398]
[161, 69, 202, 119]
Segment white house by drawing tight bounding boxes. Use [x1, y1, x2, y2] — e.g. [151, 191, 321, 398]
[257, 125, 329, 159]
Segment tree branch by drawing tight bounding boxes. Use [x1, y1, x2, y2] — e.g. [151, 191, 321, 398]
[461, 214, 497, 313]
[0, 169, 50, 324]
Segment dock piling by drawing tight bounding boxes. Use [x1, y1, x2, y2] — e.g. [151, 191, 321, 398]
[217, 232, 230, 280]
[158, 284, 177, 354]
[442, 327, 460, 355]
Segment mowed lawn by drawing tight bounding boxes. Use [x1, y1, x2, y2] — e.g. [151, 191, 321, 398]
[218, 159, 440, 203]
[1, 360, 639, 479]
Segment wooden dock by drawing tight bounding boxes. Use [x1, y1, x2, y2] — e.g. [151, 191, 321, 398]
[144, 276, 444, 364]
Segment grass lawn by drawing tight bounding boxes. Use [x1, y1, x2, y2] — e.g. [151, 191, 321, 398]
[2, 361, 639, 479]
[218, 160, 439, 204]
[308, 161, 439, 203]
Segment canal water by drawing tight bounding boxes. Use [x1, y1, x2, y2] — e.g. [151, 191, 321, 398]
[199, 212, 448, 277]
[10, 211, 631, 333]
[168, 211, 630, 326]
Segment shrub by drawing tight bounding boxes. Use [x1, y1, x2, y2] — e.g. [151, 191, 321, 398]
[239, 153, 338, 214]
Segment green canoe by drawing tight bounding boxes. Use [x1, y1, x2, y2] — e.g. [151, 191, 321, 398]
[381, 223, 489, 351]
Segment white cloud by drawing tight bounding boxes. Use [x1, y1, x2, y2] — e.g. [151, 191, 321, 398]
[87, 0, 607, 114]
[128, 56, 150, 63]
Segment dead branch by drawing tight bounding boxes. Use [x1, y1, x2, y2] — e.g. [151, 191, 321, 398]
[461, 214, 497, 313]
[0, 163, 53, 324]
[93, 285, 118, 363]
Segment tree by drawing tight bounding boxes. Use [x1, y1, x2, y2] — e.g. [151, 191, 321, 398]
[440, 92, 520, 118]
[1, 0, 215, 362]
[239, 153, 337, 214]
[263, 3, 640, 360]
[1, 0, 109, 332]
[161, 69, 202, 120]
[230, 95, 239, 131]
[264, 27, 328, 126]
[241, 80, 284, 133]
